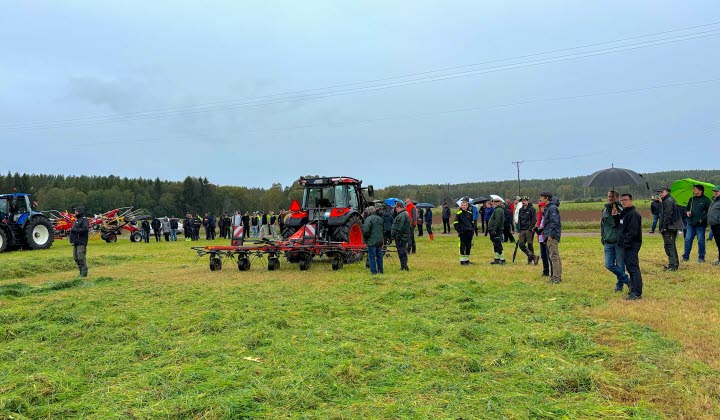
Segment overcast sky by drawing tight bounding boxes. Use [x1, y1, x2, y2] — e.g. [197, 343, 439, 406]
[1, 1, 718, 188]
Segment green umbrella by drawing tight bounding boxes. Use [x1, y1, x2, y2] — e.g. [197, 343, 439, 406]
[670, 178, 715, 207]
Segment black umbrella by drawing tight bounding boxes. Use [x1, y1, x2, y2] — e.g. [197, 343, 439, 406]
[472, 196, 490, 203]
[415, 202, 435, 209]
[582, 167, 646, 188]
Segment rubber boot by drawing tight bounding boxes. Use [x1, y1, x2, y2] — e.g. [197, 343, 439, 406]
[429, 233, 434, 241]
[79, 267, 88, 278]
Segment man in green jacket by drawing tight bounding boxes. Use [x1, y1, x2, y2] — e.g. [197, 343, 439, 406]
[488, 197, 506, 265]
[683, 184, 712, 263]
[391, 201, 410, 271]
[362, 206, 385, 274]
[601, 190, 629, 291]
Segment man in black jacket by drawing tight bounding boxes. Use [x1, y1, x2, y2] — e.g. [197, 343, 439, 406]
[658, 186, 684, 271]
[70, 206, 90, 277]
[453, 198, 474, 265]
[442, 203, 451, 234]
[617, 194, 643, 300]
[151, 217, 162, 242]
[649, 195, 661, 233]
[517, 197, 539, 265]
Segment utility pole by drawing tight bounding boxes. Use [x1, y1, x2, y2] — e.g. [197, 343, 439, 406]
[512, 161, 524, 197]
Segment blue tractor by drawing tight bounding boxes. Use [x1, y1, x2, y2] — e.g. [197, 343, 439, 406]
[0, 193, 54, 253]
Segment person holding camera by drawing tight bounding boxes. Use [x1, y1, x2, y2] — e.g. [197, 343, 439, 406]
[601, 190, 629, 292]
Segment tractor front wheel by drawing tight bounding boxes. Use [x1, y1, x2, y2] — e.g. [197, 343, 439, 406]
[25, 218, 54, 250]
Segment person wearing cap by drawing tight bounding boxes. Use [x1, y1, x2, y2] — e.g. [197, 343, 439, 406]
[69, 206, 89, 277]
[707, 185, 720, 265]
[362, 206, 385, 274]
[682, 184, 712, 263]
[601, 190, 629, 292]
[488, 197, 507, 264]
[391, 201, 410, 271]
[517, 196, 540, 265]
[538, 192, 562, 283]
[454, 198, 475, 265]
[657, 186, 684, 271]
[617, 194, 643, 300]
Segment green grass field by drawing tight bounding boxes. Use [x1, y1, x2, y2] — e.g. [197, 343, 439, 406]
[1, 232, 719, 418]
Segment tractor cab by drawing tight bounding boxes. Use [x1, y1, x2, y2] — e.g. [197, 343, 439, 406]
[283, 176, 374, 244]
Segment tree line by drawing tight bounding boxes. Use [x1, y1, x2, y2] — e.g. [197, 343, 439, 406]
[1, 170, 718, 216]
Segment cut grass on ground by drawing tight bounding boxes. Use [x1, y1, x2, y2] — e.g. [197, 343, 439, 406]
[1, 233, 718, 418]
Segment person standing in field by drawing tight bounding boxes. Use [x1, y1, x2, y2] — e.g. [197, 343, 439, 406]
[539, 192, 562, 283]
[362, 206, 385, 275]
[649, 195, 661, 233]
[382, 205, 394, 245]
[601, 190, 629, 292]
[442, 202, 451, 234]
[161, 217, 171, 242]
[682, 184, 712, 263]
[141, 219, 151, 243]
[424, 206, 434, 241]
[391, 201, 410, 271]
[70, 206, 89, 278]
[488, 197, 506, 265]
[536, 202, 550, 277]
[513, 196, 523, 233]
[617, 194, 643, 300]
[417, 208, 424, 237]
[405, 198, 417, 254]
[517, 196, 539, 265]
[454, 198, 475, 265]
[707, 185, 720, 266]
[170, 217, 178, 241]
[658, 186, 683, 271]
[483, 201, 493, 236]
[151, 217, 162, 242]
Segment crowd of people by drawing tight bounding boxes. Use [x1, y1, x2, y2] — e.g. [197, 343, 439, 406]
[66, 184, 720, 300]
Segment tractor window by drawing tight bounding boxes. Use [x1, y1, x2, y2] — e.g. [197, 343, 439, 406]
[0, 198, 7, 220]
[334, 185, 349, 208]
[347, 185, 358, 209]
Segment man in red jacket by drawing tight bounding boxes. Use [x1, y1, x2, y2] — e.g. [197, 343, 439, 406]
[405, 197, 417, 254]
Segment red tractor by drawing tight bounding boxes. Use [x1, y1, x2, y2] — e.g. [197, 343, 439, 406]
[283, 176, 374, 245]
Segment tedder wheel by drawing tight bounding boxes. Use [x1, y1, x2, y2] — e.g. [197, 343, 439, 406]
[210, 256, 222, 271]
[106, 233, 118, 243]
[238, 258, 251, 271]
[0, 228, 7, 253]
[331, 258, 343, 271]
[24, 217, 54, 250]
[299, 258, 312, 271]
[268, 258, 280, 271]
[131, 231, 142, 242]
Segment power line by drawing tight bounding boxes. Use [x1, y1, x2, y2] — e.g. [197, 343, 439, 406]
[2, 24, 719, 132]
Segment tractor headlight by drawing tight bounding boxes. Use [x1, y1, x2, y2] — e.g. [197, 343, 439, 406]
[323, 211, 330, 219]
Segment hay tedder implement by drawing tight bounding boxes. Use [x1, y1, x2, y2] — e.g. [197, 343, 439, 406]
[46, 206, 149, 243]
[194, 176, 375, 272]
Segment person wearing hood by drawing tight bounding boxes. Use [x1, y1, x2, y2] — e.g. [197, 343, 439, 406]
[161, 217, 171, 241]
[391, 201, 410, 271]
[708, 185, 720, 266]
[70, 206, 89, 277]
[538, 192, 561, 283]
[517, 196, 539, 265]
[617, 194, 643, 300]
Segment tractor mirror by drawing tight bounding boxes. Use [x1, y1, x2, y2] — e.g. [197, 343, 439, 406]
[367, 185, 374, 197]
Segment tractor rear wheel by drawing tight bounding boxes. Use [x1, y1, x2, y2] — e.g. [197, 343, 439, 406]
[0, 228, 7, 253]
[24, 218, 54, 250]
[331, 214, 363, 244]
[130, 231, 142, 242]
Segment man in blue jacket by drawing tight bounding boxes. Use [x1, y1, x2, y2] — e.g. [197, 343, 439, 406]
[538, 192, 562, 283]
